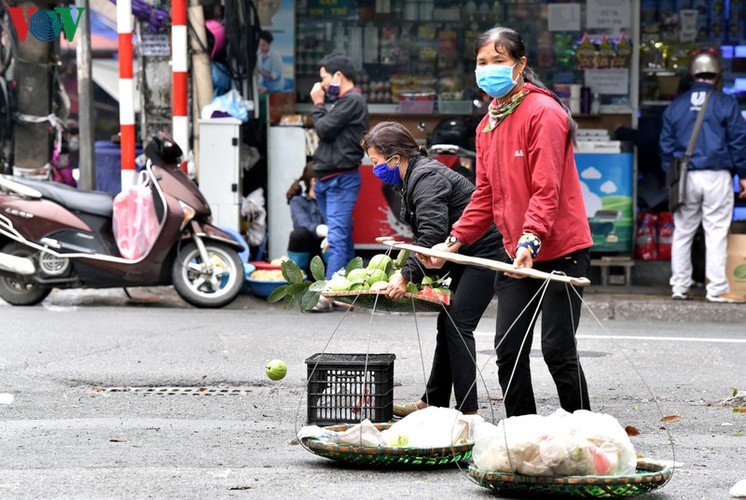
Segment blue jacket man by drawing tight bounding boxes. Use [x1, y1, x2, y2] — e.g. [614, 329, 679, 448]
[660, 49, 746, 303]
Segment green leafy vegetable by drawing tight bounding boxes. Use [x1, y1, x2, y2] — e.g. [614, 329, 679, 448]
[345, 256, 364, 276]
[267, 284, 290, 303]
[281, 259, 304, 285]
[310, 255, 326, 282]
[394, 249, 410, 269]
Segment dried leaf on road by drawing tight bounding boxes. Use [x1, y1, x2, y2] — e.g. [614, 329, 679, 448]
[110, 438, 124, 442]
[659, 415, 683, 423]
[393, 380, 402, 387]
[625, 425, 640, 436]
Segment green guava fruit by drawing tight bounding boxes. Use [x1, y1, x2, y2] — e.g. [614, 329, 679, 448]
[265, 359, 287, 381]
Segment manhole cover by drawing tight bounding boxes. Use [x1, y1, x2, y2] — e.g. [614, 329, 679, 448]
[89, 386, 259, 396]
[478, 350, 609, 358]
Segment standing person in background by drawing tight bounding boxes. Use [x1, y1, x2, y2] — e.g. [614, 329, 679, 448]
[286, 162, 327, 276]
[309, 52, 369, 310]
[421, 27, 593, 418]
[257, 30, 284, 93]
[660, 48, 746, 303]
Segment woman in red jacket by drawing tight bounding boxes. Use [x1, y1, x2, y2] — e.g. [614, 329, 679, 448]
[423, 26, 594, 417]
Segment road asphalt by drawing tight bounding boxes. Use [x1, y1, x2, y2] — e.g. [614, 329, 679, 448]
[0, 285, 744, 499]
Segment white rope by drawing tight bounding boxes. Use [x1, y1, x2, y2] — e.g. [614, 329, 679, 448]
[570, 285, 678, 480]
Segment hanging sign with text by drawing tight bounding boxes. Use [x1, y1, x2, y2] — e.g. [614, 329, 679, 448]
[586, 0, 631, 29]
[584, 68, 630, 95]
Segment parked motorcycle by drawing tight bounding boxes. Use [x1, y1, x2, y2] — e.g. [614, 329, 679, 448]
[0, 132, 245, 308]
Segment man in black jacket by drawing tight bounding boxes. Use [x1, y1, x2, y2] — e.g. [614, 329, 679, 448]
[309, 53, 369, 295]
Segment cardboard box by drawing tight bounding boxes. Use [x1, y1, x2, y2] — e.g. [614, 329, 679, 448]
[726, 234, 746, 295]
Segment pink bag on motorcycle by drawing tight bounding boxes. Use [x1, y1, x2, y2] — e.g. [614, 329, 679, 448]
[112, 182, 160, 259]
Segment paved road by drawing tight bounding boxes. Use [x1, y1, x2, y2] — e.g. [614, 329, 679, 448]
[0, 288, 744, 498]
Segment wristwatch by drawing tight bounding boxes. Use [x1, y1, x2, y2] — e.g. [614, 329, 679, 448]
[445, 234, 460, 247]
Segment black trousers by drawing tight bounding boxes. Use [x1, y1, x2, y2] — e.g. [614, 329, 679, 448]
[421, 264, 496, 412]
[494, 248, 591, 417]
[288, 227, 322, 253]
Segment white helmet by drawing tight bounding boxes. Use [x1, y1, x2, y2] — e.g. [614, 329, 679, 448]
[690, 50, 721, 78]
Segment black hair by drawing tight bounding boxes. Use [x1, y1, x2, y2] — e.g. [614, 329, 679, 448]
[361, 121, 428, 161]
[286, 161, 315, 202]
[259, 30, 273, 44]
[476, 26, 577, 144]
[318, 52, 356, 83]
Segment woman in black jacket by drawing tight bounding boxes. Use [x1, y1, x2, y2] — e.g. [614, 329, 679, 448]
[361, 121, 503, 416]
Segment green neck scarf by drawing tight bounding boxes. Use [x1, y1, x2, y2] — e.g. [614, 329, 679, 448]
[483, 88, 531, 133]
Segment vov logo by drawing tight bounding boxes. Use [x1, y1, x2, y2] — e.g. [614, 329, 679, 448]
[6, 4, 85, 43]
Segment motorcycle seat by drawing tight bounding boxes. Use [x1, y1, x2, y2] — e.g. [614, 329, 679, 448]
[9, 178, 114, 217]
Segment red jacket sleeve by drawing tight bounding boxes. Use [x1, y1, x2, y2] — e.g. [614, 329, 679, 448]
[522, 104, 568, 242]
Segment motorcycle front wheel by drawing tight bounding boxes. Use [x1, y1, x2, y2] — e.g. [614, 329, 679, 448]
[0, 242, 52, 306]
[172, 241, 244, 308]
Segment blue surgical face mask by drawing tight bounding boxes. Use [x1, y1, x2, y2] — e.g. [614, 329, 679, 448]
[372, 156, 401, 185]
[475, 63, 519, 98]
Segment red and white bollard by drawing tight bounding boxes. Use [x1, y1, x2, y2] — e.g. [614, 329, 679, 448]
[116, 0, 136, 190]
[171, 0, 188, 163]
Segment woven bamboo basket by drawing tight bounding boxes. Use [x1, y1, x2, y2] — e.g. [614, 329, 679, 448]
[301, 422, 473, 466]
[468, 460, 672, 497]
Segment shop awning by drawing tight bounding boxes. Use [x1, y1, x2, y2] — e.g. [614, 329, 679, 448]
[91, 58, 142, 113]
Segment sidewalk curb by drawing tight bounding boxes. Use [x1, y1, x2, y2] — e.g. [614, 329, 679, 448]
[48, 285, 740, 324]
[480, 293, 745, 324]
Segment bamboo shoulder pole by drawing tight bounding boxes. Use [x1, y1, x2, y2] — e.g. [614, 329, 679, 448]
[376, 237, 591, 287]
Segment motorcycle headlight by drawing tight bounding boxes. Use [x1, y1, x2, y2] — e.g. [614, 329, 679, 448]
[178, 200, 196, 230]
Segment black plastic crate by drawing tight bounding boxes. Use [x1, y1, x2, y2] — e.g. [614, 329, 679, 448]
[305, 353, 395, 426]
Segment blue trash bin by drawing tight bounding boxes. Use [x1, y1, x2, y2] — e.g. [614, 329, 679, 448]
[94, 141, 143, 195]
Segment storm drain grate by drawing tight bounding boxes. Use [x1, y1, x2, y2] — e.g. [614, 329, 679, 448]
[90, 386, 259, 396]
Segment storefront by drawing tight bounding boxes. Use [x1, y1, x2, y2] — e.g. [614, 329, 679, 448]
[261, 0, 746, 260]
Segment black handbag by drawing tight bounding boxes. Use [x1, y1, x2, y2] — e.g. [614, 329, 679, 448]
[668, 91, 711, 212]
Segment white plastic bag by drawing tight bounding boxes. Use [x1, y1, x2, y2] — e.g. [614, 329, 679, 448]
[380, 407, 478, 448]
[200, 89, 254, 122]
[112, 177, 159, 259]
[297, 419, 386, 447]
[241, 188, 266, 247]
[472, 409, 637, 477]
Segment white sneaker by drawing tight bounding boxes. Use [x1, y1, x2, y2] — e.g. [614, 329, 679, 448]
[671, 292, 691, 301]
[706, 293, 746, 304]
